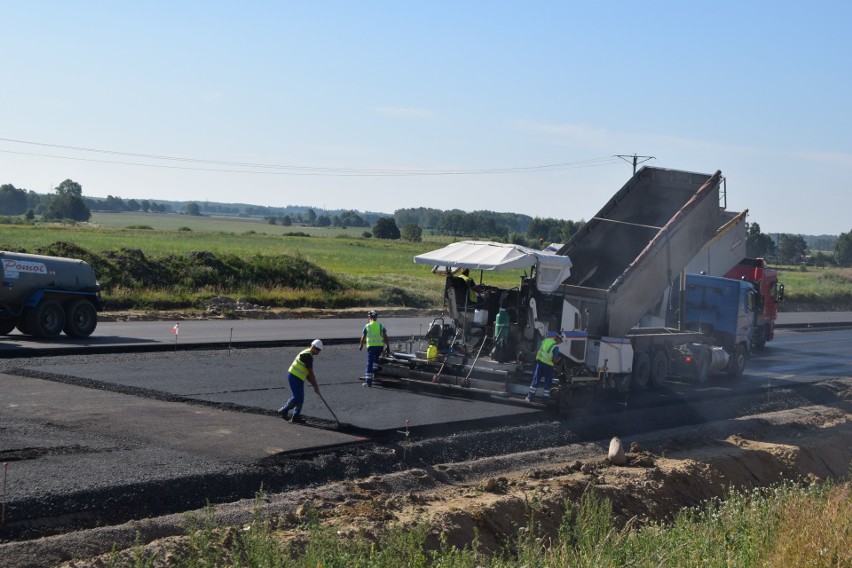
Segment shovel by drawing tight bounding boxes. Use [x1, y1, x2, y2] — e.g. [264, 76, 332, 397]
[316, 391, 341, 429]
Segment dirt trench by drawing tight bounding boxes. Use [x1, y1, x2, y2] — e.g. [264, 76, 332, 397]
[5, 389, 848, 568]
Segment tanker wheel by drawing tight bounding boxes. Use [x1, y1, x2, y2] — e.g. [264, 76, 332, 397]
[26, 300, 66, 338]
[631, 352, 651, 390]
[695, 348, 711, 384]
[726, 344, 747, 378]
[0, 317, 15, 335]
[64, 299, 97, 338]
[650, 350, 669, 388]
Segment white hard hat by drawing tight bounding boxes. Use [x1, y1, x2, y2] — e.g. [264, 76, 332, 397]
[311, 339, 323, 351]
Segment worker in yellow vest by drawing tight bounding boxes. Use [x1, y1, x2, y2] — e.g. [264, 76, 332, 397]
[525, 333, 564, 402]
[277, 339, 323, 424]
[359, 310, 389, 387]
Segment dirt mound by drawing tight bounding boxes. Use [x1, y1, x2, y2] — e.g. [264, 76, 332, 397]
[16, 399, 849, 567]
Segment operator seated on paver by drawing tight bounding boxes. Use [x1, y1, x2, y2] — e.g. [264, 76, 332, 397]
[449, 268, 483, 311]
[277, 339, 323, 424]
[359, 310, 389, 387]
[525, 333, 564, 402]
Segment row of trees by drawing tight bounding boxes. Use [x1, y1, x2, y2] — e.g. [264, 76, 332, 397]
[1, 182, 169, 220]
[747, 222, 852, 267]
[5, 180, 851, 267]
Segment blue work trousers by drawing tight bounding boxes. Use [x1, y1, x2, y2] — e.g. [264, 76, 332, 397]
[283, 373, 306, 415]
[526, 362, 555, 398]
[365, 345, 384, 382]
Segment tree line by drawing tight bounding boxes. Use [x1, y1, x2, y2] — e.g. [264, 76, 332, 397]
[4, 179, 851, 267]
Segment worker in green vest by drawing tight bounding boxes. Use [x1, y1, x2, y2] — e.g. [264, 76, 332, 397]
[277, 339, 323, 424]
[359, 310, 389, 387]
[457, 268, 480, 305]
[525, 333, 564, 402]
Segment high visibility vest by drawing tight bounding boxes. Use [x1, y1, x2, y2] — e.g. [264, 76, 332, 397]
[536, 337, 559, 367]
[458, 274, 477, 303]
[288, 348, 312, 381]
[364, 321, 385, 348]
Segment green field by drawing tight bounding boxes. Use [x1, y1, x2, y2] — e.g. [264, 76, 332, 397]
[0, 216, 527, 311]
[0, 215, 846, 312]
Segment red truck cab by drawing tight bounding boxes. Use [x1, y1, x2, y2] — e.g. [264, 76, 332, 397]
[724, 257, 785, 349]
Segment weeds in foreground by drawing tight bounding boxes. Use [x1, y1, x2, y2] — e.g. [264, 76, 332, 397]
[106, 478, 852, 567]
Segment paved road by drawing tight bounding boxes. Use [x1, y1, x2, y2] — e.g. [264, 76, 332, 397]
[1, 323, 850, 548]
[1, 312, 850, 356]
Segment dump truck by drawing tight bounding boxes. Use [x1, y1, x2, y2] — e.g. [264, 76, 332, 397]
[377, 167, 757, 407]
[0, 251, 103, 338]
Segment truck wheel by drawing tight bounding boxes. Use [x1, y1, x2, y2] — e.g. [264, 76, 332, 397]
[0, 317, 15, 335]
[650, 350, 669, 388]
[64, 299, 98, 338]
[726, 344, 747, 377]
[695, 348, 711, 384]
[632, 352, 650, 390]
[26, 300, 66, 338]
[753, 326, 767, 350]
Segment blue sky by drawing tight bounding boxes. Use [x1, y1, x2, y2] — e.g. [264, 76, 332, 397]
[2, 2, 850, 235]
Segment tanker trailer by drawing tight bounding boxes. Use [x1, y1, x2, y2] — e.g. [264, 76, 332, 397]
[0, 251, 103, 338]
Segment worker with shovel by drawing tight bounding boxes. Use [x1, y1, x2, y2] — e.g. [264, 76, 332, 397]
[359, 310, 389, 387]
[278, 339, 323, 424]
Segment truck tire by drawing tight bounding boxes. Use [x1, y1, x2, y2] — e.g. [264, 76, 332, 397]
[753, 326, 767, 350]
[64, 299, 98, 338]
[0, 317, 15, 335]
[695, 348, 711, 384]
[26, 300, 66, 338]
[631, 352, 650, 390]
[650, 350, 669, 388]
[726, 344, 747, 377]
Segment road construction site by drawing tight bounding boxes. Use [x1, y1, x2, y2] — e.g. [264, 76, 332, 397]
[1, 315, 851, 568]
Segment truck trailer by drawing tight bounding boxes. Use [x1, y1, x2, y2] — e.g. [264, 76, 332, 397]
[0, 251, 103, 338]
[376, 167, 757, 408]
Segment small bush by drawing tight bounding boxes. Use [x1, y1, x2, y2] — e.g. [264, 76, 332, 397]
[126, 225, 154, 230]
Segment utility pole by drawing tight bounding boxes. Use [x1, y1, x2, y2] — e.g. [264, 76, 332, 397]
[615, 154, 655, 174]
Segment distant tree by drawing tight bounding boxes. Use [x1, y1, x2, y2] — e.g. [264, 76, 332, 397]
[140, 199, 151, 212]
[0, 184, 28, 215]
[835, 230, 852, 267]
[400, 223, 423, 242]
[185, 202, 201, 216]
[44, 179, 91, 221]
[281, 215, 292, 226]
[126, 199, 141, 212]
[55, 179, 83, 197]
[266, 216, 277, 225]
[316, 215, 332, 227]
[25, 209, 35, 220]
[746, 222, 776, 259]
[777, 234, 808, 265]
[809, 251, 835, 268]
[362, 231, 373, 239]
[306, 208, 317, 224]
[373, 217, 401, 240]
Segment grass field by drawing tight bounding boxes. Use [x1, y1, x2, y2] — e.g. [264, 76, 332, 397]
[0, 215, 847, 311]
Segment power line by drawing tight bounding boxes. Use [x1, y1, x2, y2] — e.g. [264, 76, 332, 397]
[614, 153, 655, 174]
[0, 137, 618, 177]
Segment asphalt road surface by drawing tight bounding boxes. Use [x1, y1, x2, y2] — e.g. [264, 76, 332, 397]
[1, 314, 850, 547]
